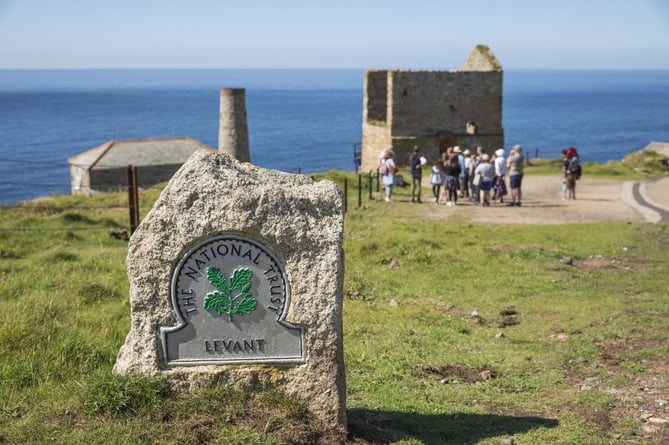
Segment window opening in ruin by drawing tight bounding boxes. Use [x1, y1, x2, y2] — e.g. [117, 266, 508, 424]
[365, 71, 388, 124]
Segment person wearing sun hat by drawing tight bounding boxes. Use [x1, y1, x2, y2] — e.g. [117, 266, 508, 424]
[378, 147, 396, 202]
[493, 148, 507, 203]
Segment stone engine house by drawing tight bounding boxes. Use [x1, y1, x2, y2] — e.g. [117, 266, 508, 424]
[360, 45, 504, 170]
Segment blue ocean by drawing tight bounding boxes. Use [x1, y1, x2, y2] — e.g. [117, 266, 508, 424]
[1, 69, 668, 205]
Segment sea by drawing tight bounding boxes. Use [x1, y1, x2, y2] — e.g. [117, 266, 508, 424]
[1, 69, 668, 205]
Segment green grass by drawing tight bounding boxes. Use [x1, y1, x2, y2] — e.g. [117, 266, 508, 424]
[523, 149, 669, 179]
[1, 159, 669, 444]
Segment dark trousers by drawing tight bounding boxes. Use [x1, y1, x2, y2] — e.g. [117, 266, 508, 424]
[411, 174, 422, 202]
[460, 175, 469, 197]
[432, 184, 440, 202]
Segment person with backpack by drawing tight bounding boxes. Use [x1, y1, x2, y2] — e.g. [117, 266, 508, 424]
[408, 145, 423, 203]
[561, 147, 581, 200]
[566, 147, 582, 180]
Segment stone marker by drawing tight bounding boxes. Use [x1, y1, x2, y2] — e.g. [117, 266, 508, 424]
[114, 151, 346, 435]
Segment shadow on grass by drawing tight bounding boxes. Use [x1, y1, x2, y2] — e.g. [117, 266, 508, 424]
[348, 408, 559, 444]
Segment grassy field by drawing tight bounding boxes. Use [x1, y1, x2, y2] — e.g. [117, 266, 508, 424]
[1, 159, 668, 444]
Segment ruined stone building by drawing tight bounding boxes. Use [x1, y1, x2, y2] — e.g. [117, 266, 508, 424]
[360, 45, 504, 171]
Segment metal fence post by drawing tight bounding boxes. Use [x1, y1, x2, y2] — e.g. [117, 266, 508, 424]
[127, 165, 140, 234]
[343, 178, 348, 214]
[368, 172, 373, 200]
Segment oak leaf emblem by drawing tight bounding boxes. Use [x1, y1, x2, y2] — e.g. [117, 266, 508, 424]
[203, 267, 256, 321]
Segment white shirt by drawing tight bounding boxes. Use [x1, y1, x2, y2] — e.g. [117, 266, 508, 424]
[494, 157, 507, 176]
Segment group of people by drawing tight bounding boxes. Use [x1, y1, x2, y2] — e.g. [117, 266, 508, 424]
[379, 144, 583, 206]
[433, 144, 525, 207]
[378, 144, 525, 207]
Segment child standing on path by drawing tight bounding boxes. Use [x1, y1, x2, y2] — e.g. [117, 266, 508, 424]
[562, 180, 568, 200]
[430, 160, 445, 204]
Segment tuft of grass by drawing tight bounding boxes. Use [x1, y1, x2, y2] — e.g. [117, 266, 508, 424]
[80, 374, 170, 416]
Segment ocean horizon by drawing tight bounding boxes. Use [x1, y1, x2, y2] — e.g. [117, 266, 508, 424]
[1, 68, 669, 204]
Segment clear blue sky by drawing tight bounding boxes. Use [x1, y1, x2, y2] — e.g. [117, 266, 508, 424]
[1, 0, 668, 69]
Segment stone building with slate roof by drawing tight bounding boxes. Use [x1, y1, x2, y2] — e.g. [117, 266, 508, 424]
[67, 137, 216, 195]
[360, 44, 504, 171]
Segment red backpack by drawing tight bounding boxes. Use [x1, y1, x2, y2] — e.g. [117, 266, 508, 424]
[566, 147, 581, 179]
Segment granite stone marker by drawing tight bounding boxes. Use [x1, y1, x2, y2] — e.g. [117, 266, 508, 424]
[113, 151, 346, 435]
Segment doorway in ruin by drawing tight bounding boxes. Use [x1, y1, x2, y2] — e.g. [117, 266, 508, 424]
[435, 131, 458, 156]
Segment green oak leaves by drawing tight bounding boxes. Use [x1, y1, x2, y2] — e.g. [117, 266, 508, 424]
[203, 267, 256, 321]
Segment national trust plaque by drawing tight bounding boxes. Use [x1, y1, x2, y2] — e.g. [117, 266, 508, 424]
[160, 233, 305, 367]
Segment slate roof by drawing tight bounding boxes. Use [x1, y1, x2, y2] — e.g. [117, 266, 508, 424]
[68, 137, 216, 168]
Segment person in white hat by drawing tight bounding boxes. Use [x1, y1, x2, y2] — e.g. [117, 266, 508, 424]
[493, 148, 507, 203]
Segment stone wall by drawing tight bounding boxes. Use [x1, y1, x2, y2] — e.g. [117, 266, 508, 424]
[70, 164, 190, 195]
[364, 70, 388, 123]
[360, 121, 391, 172]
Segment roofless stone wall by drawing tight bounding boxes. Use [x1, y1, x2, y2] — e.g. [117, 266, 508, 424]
[361, 45, 504, 171]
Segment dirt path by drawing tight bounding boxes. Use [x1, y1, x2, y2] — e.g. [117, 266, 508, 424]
[418, 175, 669, 225]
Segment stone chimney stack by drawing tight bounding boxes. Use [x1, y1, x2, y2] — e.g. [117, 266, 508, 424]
[218, 88, 250, 162]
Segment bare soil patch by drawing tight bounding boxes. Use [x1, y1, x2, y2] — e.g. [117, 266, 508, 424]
[413, 363, 499, 384]
[569, 323, 669, 443]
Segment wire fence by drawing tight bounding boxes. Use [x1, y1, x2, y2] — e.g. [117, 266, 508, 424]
[0, 158, 386, 235]
[0, 159, 172, 234]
